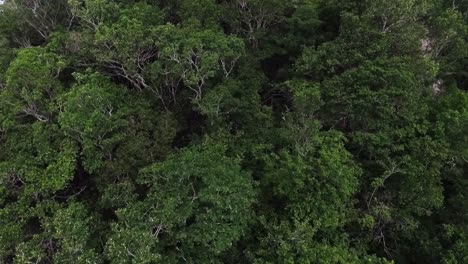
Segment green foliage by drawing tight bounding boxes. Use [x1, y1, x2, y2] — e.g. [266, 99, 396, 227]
[179, 0, 222, 29]
[58, 73, 134, 172]
[0, 0, 467, 263]
[2, 47, 66, 125]
[106, 140, 255, 263]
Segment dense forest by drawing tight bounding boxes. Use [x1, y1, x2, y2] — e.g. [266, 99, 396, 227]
[0, 0, 467, 263]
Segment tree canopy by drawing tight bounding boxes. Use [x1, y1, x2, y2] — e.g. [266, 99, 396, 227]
[0, 0, 467, 263]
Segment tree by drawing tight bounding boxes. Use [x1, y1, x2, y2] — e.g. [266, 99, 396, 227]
[106, 139, 255, 263]
[295, 5, 450, 259]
